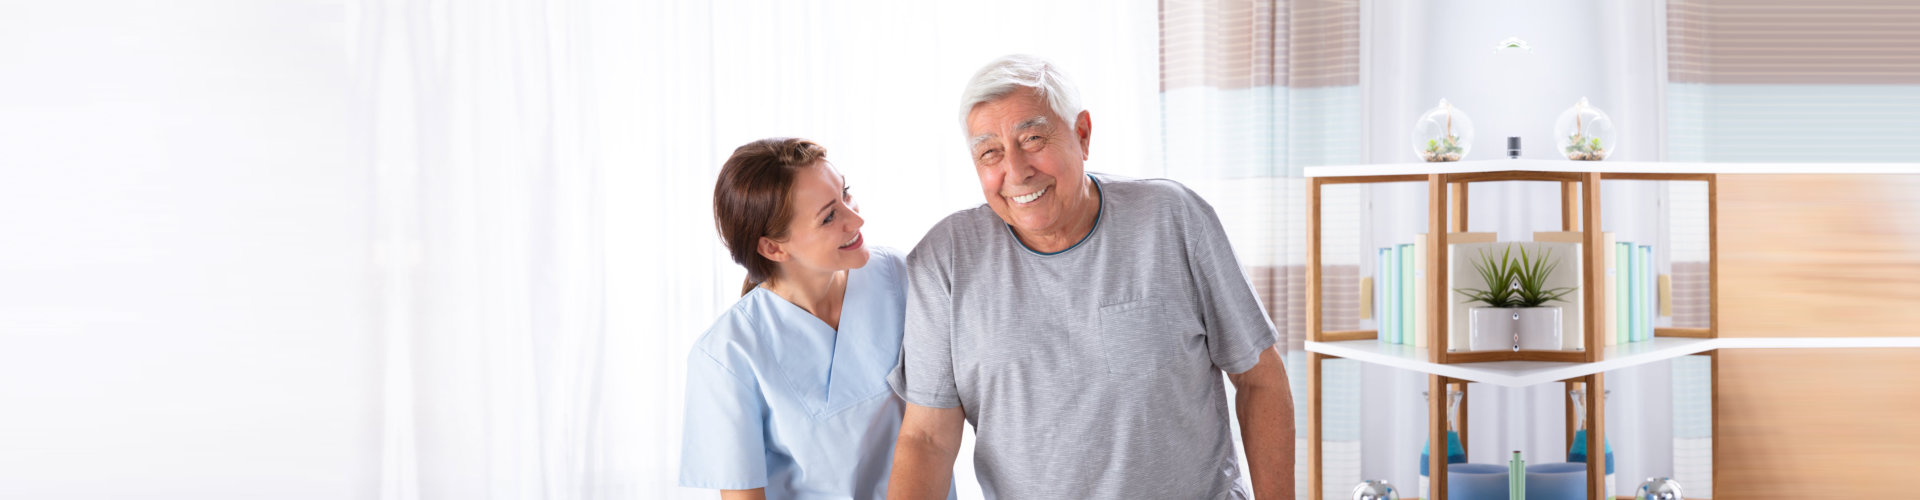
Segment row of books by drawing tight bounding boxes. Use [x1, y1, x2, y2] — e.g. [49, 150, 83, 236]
[1371, 241, 1428, 347]
[1367, 233, 1662, 348]
[1612, 240, 1658, 345]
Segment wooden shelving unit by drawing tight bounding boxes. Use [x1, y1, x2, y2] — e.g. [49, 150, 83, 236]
[1305, 161, 1716, 500]
[1305, 160, 1920, 500]
[1303, 160, 1920, 499]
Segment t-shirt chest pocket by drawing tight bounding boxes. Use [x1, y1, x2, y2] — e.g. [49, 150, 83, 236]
[1096, 297, 1202, 376]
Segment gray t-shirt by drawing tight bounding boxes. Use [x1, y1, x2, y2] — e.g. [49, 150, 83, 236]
[889, 173, 1279, 499]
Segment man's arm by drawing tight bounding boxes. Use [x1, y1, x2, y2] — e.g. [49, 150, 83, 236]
[1226, 346, 1296, 499]
[887, 402, 965, 500]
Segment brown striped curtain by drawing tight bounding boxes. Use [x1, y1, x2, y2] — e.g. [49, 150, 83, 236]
[1665, 0, 1920, 163]
[1159, 1, 1364, 498]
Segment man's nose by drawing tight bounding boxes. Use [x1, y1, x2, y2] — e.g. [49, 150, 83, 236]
[1002, 146, 1034, 182]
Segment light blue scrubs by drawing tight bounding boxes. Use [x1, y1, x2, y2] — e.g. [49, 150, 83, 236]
[680, 247, 953, 499]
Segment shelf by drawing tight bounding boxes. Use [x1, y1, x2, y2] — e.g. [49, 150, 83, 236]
[1306, 336, 1920, 386]
[1307, 337, 1714, 387]
[1303, 159, 1920, 178]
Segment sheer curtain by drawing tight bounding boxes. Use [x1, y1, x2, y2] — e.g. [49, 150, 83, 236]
[360, 1, 1162, 498]
[1159, 1, 1364, 498]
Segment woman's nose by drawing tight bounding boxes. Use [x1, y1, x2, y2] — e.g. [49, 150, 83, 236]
[844, 204, 865, 230]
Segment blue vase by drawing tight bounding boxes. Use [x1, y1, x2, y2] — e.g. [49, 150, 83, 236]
[1566, 429, 1616, 496]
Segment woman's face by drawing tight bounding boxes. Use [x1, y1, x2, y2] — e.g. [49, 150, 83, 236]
[761, 161, 869, 278]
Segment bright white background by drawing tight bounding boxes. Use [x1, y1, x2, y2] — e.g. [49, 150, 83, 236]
[0, 1, 1162, 498]
[0, 1, 1711, 499]
[0, 1, 375, 498]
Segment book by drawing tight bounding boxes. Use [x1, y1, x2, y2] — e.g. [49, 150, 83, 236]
[1380, 247, 1396, 344]
[1412, 238, 1428, 348]
[1641, 245, 1654, 341]
[1604, 233, 1618, 347]
[1616, 241, 1631, 345]
[1359, 276, 1373, 320]
[1400, 243, 1415, 346]
[1630, 244, 1645, 343]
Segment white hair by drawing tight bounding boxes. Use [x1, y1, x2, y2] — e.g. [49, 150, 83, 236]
[957, 54, 1085, 137]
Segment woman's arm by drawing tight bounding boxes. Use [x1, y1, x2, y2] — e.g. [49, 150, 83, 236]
[720, 488, 766, 500]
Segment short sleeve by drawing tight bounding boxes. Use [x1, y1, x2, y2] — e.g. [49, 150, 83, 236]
[678, 347, 769, 490]
[1177, 185, 1281, 374]
[888, 232, 962, 409]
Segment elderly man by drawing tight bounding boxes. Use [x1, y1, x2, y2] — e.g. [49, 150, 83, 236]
[886, 54, 1296, 499]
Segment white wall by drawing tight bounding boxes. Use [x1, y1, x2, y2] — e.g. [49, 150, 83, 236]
[0, 2, 375, 498]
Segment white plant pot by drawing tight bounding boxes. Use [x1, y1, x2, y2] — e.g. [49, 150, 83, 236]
[1468, 307, 1516, 351]
[1515, 307, 1564, 351]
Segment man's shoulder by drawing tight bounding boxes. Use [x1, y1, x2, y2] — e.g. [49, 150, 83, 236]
[1093, 172, 1205, 207]
[907, 204, 999, 261]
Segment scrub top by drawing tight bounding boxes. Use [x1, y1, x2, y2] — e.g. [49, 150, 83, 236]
[680, 247, 952, 499]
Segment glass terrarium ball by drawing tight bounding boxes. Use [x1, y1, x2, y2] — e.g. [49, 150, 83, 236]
[1412, 99, 1474, 162]
[1636, 477, 1683, 499]
[1352, 480, 1400, 500]
[1555, 97, 1619, 161]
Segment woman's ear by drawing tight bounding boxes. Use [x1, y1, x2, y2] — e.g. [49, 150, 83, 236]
[756, 236, 790, 263]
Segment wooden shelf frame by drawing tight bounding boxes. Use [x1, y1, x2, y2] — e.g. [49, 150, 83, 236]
[1305, 167, 1722, 500]
[1305, 171, 1721, 360]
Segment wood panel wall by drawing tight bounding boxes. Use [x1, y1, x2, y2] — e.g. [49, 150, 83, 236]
[1716, 174, 1920, 496]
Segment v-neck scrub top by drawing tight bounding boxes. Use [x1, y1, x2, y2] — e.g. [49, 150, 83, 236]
[680, 246, 949, 499]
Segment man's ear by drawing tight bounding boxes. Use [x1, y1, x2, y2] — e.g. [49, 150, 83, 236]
[1074, 110, 1093, 160]
[757, 236, 790, 263]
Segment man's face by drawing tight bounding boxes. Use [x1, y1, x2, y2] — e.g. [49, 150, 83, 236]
[964, 87, 1092, 235]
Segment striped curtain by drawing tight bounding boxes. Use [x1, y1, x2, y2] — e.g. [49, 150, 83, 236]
[1158, 1, 1363, 497]
[1666, 0, 1920, 163]
[1663, 2, 1920, 496]
[1664, 0, 1920, 330]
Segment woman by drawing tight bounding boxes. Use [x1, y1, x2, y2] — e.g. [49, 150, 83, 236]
[679, 138, 949, 499]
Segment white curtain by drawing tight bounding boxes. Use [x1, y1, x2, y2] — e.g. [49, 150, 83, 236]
[360, 1, 1162, 498]
[358, 0, 612, 497]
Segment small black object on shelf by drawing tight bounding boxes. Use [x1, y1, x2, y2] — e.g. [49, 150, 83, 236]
[1507, 136, 1522, 159]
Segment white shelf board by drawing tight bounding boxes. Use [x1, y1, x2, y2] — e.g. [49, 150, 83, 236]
[1714, 337, 1920, 349]
[1304, 336, 1920, 387]
[1304, 159, 1920, 178]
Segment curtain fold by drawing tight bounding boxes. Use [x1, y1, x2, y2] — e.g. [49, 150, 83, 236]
[359, 0, 613, 498]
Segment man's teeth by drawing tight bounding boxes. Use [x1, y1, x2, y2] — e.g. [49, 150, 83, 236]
[1012, 187, 1047, 204]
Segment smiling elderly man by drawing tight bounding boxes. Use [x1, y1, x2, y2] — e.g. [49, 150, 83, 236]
[886, 54, 1296, 499]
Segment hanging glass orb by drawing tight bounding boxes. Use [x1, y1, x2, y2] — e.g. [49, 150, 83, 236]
[1636, 477, 1684, 500]
[1412, 99, 1474, 162]
[1554, 97, 1618, 161]
[1352, 480, 1400, 500]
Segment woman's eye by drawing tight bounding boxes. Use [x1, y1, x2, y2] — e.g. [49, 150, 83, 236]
[823, 209, 836, 225]
[842, 186, 851, 200]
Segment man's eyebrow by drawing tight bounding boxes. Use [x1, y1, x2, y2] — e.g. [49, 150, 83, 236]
[1014, 116, 1049, 132]
[969, 133, 997, 149]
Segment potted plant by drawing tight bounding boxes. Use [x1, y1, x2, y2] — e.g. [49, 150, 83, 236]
[1510, 245, 1576, 350]
[1454, 245, 1576, 351]
[1455, 246, 1519, 351]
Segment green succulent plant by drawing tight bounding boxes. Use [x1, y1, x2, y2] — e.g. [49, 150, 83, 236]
[1559, 133, 1605, 152]
[1453, 244, 1577, 308]
[1427, 135, 1464, 155]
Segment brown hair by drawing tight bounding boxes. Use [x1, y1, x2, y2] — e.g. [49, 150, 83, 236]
[713, 138, 828, 295]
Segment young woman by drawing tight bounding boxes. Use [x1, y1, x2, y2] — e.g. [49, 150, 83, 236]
[679, 138, 951, 499]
